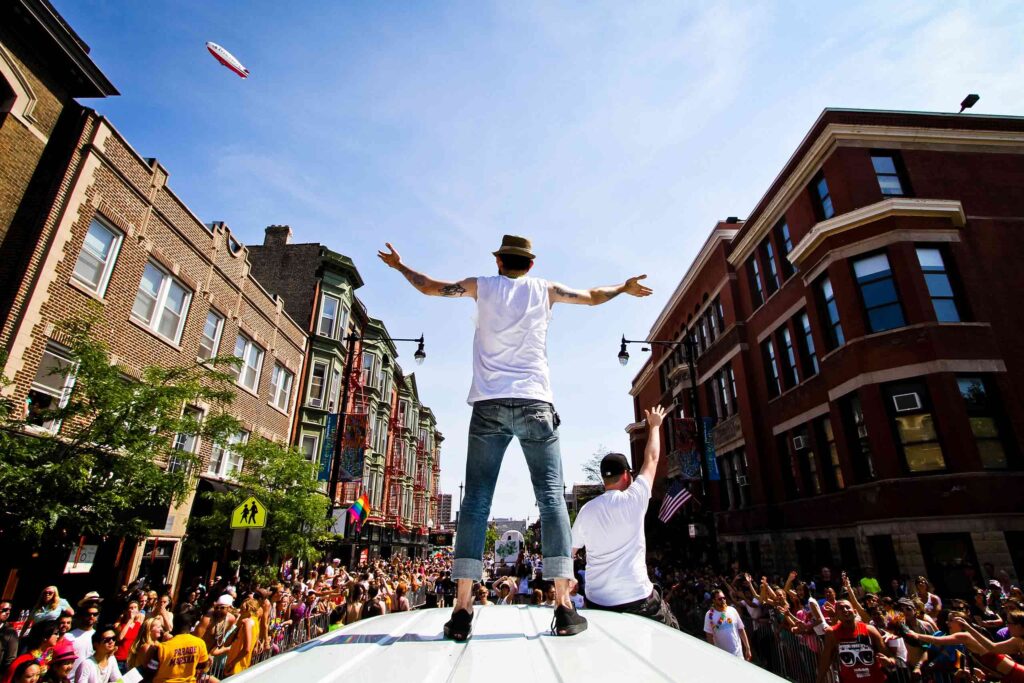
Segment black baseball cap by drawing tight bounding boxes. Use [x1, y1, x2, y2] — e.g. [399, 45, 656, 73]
[600, 453, 633, 478]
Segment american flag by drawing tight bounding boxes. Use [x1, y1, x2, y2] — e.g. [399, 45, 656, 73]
[657, 479, 692, 523]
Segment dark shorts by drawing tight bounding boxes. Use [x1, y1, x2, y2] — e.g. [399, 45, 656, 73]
[585, 585, 679, 630]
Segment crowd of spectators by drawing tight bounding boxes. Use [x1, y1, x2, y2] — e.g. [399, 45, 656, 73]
[647, 558, 1023, 682]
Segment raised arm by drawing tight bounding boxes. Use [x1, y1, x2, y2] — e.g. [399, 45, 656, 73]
[637, 405, 665, 483]
[549, 275, 652, 306]
[378, 243, 477, 299]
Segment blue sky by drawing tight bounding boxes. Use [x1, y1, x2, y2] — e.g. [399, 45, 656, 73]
[56, 1, 1024, 520]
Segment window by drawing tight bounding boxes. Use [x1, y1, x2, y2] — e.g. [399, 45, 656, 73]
[793, 426, 821, 496]
[300, 434, 319, 462]
[328, 368, 341, 412]
[762, 240, 781, 293]
[871, 152, 909, 197]
[842, 394, 876, 482]
[131, 262, 192, 344]
[209, 430, 247, 477]
[747, 257, 765, 307]
[797, 312, 819, 377]
[398, 400, 409, 426]
[198, 310, 224, 360]
[775, 220, 795, 277]
[170, 406, 203, 473]
[361, 354, 376, 387]
[706, 308, 717, 341]
[885, 382, 946, 473]
[853, 253, 905, 333]
[811, 171, 835, 220]
[71, 219, 121, 295]
[318, 295, 340, 338]
[762, 338, 781, 398]
[269, 364, 294, 411]
[715, 298, 725, 330]
[232, 335, 264, 391]
[957, 376, 1007, 469]
[779, 327, 800, 387]
[26, 343, 77, 433]
[818, 416, 845, 491]
[728, 364, 738, 407]
[916, 248, 962, 323]
[698, 318, 709, 353]
[308, 361, 327, 408]
[818, 276, 845, 349]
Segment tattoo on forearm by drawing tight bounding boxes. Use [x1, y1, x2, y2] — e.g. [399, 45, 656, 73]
[439, 283, 466, 297]
[554, 286, 580, 299]
[399, 265, 427, 288]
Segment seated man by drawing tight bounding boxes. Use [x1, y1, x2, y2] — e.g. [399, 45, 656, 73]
[570, 405, 678, 629]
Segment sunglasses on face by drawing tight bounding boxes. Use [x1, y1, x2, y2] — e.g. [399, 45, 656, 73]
[0, 607, 10, 613]
[87, 612, 99, 617]
[102, 636, 117, 643]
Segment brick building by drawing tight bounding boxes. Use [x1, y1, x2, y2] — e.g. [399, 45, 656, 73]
[248, 227, 445, 561]
[629, 109, 1024, 596]
[438, 493, 453, 527]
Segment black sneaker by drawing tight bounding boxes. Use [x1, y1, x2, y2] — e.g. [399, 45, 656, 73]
[550, 605, 588, 636]
[443, 608, 474, 642]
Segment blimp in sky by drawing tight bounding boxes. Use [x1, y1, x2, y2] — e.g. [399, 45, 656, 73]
[206, 42, 249, 78]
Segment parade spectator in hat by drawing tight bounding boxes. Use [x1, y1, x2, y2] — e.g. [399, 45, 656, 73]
[39, 640, 75, 683]
[380, 235, 650, 641]
[2, 654, 41, 683]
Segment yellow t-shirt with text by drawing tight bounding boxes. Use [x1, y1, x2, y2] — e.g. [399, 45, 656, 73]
[153, 633, 210, 683]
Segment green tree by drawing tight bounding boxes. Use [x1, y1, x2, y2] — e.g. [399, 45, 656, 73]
[182, 438, 332, 572]
[582, 444, 612, 483]
[0, 312, 239, 549]
[484, 524, 499, 553]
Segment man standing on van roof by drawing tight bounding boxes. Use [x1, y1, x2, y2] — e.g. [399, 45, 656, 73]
[379, 235, 651, 641]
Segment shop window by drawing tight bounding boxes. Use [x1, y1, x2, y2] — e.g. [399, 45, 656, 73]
[957, 376, 1008, 469]
[885, 381, 946, 472]
[853, 252, 905, 333]
[916, 247, 962, 323]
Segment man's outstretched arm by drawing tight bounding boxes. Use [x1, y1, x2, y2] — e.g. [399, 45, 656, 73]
[549, 275, 651, 305]
[637, 405, 665, 484]
[378, 243, 477, 298]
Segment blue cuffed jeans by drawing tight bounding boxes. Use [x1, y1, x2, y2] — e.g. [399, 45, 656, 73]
[453, 399, 572, 580]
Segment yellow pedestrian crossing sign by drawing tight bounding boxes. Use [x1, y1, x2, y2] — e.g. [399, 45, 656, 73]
[231, 496, 267, 529]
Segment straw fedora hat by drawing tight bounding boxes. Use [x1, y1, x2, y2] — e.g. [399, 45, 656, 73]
[492, 235, 535, 260]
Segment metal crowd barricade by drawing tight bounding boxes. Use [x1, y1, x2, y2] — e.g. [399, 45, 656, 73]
[209, 611, 334, 679]
[409, 585, 428, 609]
[678, 607, 980, 683]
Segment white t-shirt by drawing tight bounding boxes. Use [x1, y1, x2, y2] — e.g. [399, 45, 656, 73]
[704, 606, 745, 657]
[467, 275, 553, 404]
[67, 627, 94, 674]
[570, 475, 654, 606]
[73, 656, 120, 683]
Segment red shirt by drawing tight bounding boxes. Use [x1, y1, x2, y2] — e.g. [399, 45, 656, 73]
[830, 621, 886, 683]
[115, 621, 142, 662]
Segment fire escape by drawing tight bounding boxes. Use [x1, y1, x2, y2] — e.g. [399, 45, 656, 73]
[384, 410, 405, 523]
[337, 346, 368, 507]
[430, 451, 441, 528]
[413, 438, 428, 532]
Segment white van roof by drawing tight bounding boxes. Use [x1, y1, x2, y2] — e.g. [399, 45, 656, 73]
[228, 605, 784, 682]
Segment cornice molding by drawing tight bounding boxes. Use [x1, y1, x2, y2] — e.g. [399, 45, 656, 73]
[787, 198, 965, 266]
[727, 123, 1024, 267]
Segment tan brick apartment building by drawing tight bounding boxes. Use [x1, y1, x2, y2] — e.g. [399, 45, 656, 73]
[630, 109, 1024, 596]
[0, 2, 307, 596]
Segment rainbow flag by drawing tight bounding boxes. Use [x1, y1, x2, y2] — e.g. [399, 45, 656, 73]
[348, 492, 370, 532]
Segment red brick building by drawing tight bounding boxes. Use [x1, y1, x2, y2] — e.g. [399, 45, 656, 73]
[629, 109, 1024, 596]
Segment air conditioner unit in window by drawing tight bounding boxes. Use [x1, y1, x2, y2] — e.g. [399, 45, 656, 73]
[792, 434, 808, 450]
[736, 474, 749, 486]
[892, 392, 922, 413]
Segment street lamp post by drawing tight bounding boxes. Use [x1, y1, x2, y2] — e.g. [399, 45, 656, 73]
[617, 332, 719, 563]
[327, 333, 427, 515]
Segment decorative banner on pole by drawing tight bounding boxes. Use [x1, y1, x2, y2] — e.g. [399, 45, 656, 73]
[671, 418, 702, 481]
[339, 413, 368, 481]
[318, 413, 339, 482]
[702, 417, 720, 481]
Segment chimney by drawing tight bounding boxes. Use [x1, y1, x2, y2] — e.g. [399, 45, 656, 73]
[725, 216, 740, 224]
[264, 225, 292, 247]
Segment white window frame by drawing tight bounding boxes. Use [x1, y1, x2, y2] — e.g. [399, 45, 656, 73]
[209, 430, 248, 478]
[71, 218, 122, 296]
[361, 353, 376, 387]
[308, 361, 328, 408]
[198, 310, 224, 361]
[300, 434, 319, 462]
[131, 261, 192, 344]
[269, 363, 294, 412]
[318, 294, 339, 338]
[170, 406, 204, 473]
[232, 334, 264, 392]
[26, 342, 78, 434]
[398, 400, 408, 426]
[328, 368, 342, 412]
